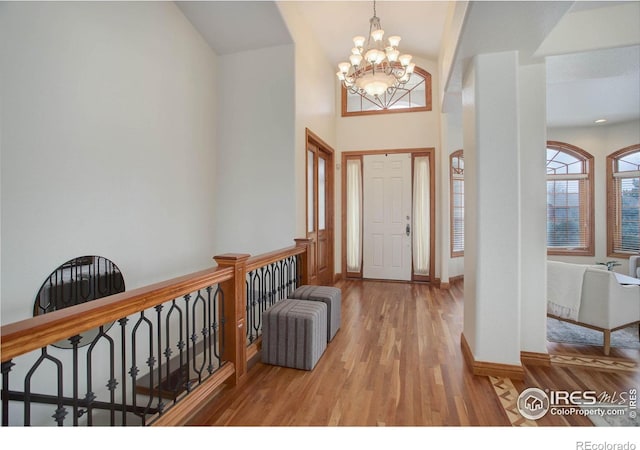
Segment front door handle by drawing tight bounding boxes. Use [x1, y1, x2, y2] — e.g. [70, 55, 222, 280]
[406, 224, 410, 236]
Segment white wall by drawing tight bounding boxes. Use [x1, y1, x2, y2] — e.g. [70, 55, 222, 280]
[547, 119, 640, 274]
[214, 44, 296, 256]
[276, 2, 337, 267]
[0, 2, 218, 325]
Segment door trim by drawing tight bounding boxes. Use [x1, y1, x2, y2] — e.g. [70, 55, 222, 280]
[341, 148, 436, 282]
[305, 128, 335, 286]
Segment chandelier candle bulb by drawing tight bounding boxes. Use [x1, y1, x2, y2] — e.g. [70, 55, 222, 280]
[353, 36, 366, 48]
[386, 48, 399, 62]
[399, 54, 412, 67]
[371, 29, 385, 42]
[388, 35, 401, 47]
[338, 62, 351, 74]
[365, 49, 378, 63]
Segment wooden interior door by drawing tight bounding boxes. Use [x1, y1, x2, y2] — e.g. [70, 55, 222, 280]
[306, 130, 334, 286]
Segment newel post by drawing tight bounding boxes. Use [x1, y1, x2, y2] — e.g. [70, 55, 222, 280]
[294, 238, 312, 286]
[213, 253, 250, 386]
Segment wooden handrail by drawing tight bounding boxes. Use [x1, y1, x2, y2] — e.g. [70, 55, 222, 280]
[245, 244, 307, 273]
[1, 240, 311, 363]
[1, 265, 234, 362]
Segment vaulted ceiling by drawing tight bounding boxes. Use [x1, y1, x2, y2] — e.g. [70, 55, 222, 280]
[177, 1, 640, 129]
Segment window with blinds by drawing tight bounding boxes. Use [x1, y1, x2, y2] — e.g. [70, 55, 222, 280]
[450, 150, 464, 257]
[607, 145, 640, 257]
[546, 142, 594, 255]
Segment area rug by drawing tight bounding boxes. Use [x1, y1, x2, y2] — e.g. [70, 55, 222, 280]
[547, 317, 640, 350]
[583, 406, 640, 427]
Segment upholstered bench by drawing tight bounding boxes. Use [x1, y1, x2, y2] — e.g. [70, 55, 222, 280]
[262, 299, 327, 370]
[289, 285, 341, 342]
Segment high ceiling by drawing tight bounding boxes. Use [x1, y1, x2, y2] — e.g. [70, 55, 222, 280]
[177, 1, 640, 129]
[293, 1, 450, 63]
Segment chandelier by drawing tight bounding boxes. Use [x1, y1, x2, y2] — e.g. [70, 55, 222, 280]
[336, 0, 415, 108]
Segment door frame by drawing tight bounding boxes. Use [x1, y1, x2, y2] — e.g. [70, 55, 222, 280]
[305, 128, 335, 285]
[341, 147, 436, 282]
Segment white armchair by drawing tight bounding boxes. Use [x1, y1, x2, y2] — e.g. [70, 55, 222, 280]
[630, 255, 640, 278]
[547, 261, 640, 355]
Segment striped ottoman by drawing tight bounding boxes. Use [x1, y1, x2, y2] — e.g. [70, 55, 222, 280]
[262, 299, 327, 371]
[290, 285, 341, 342]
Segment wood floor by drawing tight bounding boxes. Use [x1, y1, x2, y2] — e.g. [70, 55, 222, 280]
[185, 279, 639, 427]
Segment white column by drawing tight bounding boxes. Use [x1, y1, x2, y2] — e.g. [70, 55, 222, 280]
[440, 112, 465, 283]
[439, 113, 452, 286]
[518, 63, 548, 354]
[462, 51, 521, 366]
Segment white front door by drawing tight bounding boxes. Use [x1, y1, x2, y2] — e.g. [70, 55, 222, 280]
[363, 153, 412, 280]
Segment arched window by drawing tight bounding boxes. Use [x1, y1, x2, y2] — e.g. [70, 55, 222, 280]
[450, 150, 464, 257]
[546, 141, 594, 255]
[607, 144, 640, 257]
[341, 66, 432, 116]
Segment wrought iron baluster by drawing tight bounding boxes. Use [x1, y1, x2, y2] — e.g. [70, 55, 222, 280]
[280, 259, 287, 301]
[269, 263, 277, 306]
[283, 257, 292, 296]
[118, 317, 129, 426]
[205, 286, 214, 374]
[245, 272, 254, 343]
[273, 262, 282, 303]
[254, 268, 261, 340]
[249, 270, 262, 343]
[154, 305, 165, 415]
[219, 286, 226, 360]
[86, 325, 117, 425]
[80, 258, 90, 303]
[24, 348, 66, 426]
[130, 311, 155, 425]
[256, 266, 267, 336]
[164, 299, 183, 403]
[288, 256, 296, 295]
[191, 290, 207, 383]
[183, 294, 193, 394]
[1, 360, 15, 426]
[106, 326, 117, 426]
[69, 334, 81, 426]
[85, 346, 95, 426]
[211, 285, 223, 365]
[175, 299, 187, 400]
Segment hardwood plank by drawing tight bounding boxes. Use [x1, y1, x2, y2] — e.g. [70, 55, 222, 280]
[185, 279, 639, 427]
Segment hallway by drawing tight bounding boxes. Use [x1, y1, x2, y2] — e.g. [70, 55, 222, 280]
[187, 279, 639, 427]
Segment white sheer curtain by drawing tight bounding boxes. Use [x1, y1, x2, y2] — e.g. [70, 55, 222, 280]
[413, 156, 430, 275]
[346, 159, 362, 272]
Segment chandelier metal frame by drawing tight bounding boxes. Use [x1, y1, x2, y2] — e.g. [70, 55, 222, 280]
[336, 0, 415, 109]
